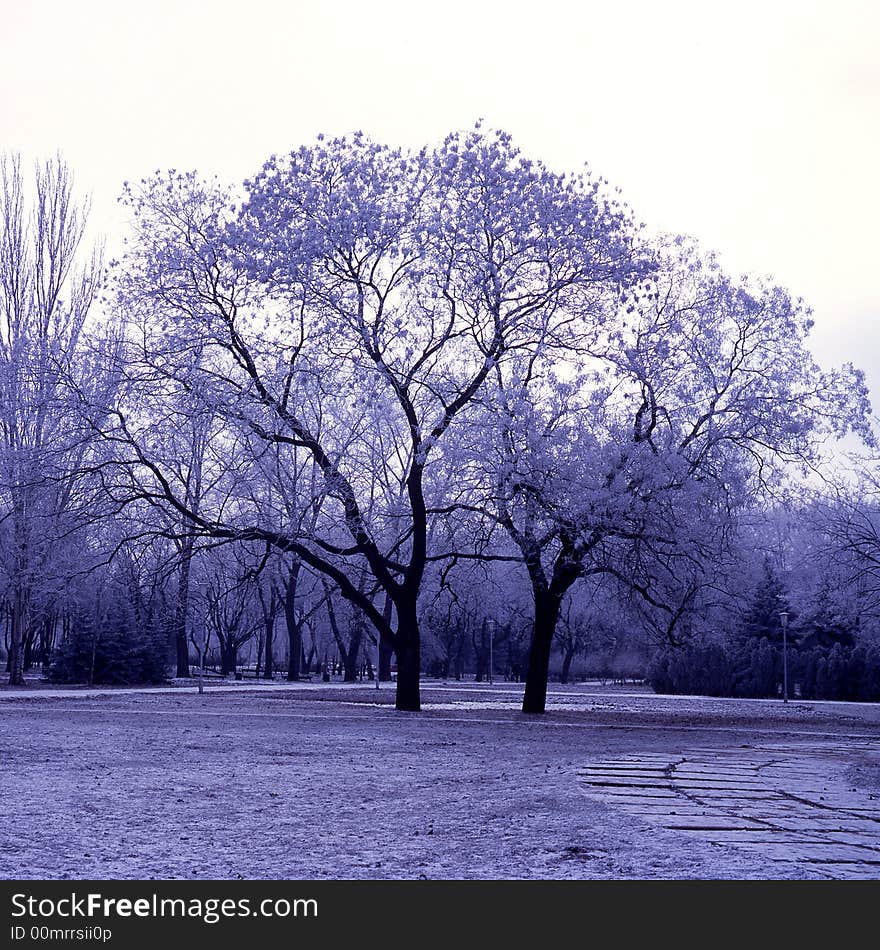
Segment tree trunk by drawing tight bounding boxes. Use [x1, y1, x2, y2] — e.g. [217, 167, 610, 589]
[323, 586, 355, 682]
[40, 615, 55, 670]
[23, 627, 34, 671]
[522, 590, 563, 714]
[174, 540, 194, 678]
[377, 592, 393, 681]
[560, 646, 575, 685]
[343, 627, 362, 682]
[342, 609, 365, 682]
[472, 624, 488, 682]
[88, 631, 98, 687]
[284, 560, 302, 681]
[394, 599, 420, 711]
[255, 631, 264, 677]
[220, 640, 237, 676]
[7, 589, 26, 686]
[263, 611, 274, 679]
[379, 637, 393, 682]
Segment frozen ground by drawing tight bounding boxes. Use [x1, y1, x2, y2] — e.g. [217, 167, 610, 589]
[0, 681, 877, 880]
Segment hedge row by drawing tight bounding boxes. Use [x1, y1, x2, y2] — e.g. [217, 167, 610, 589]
[647, 639, 880, 701]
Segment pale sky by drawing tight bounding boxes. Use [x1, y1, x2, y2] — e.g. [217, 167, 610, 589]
[2, 0, 879, 397]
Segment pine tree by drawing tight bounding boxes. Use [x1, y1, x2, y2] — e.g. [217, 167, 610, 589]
[740, 559, 791, 645]
[50, 608, 169, 685]
[799, 582, 857, 649]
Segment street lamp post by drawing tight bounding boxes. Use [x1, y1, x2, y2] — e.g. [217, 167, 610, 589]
[780, 611, 789, 703]
[486, 619, 496, 685]
[375, 634, 380, 691]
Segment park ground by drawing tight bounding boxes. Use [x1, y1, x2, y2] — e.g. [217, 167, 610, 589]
[0, 680, 878, 880]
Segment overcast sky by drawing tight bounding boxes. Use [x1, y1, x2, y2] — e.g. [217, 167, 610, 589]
[3, 0, 878, 398]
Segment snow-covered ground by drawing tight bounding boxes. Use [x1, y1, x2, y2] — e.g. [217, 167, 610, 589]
[0, 682, 877, 879]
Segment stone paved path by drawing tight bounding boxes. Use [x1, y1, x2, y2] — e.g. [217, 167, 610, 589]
[579, 742, 880, 879]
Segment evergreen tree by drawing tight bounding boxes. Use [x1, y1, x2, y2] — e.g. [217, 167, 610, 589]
[740, 559, 791, 645]
[50, 605, 169, 686]
[799, 582, 857, 650]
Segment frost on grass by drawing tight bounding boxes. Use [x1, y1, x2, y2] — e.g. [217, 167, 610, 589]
[1, 685, 878, 880]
